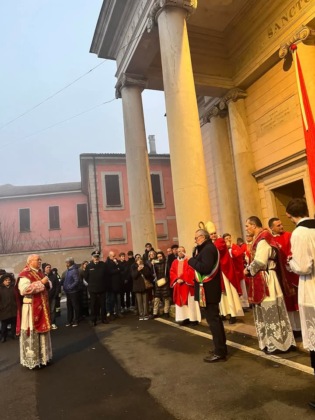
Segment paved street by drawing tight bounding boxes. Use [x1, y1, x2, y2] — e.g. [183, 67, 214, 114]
[1, 308, 315, 420]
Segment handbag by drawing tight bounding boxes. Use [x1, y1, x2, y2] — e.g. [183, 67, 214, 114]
[153, 262, 168, 287]
[156, 277, 167, 287]
[141, 274, 153, 290]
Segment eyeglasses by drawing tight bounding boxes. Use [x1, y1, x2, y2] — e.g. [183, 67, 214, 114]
[194, 235, 204, 240]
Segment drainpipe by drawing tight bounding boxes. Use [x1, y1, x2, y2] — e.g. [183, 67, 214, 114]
[93, 157, 101, 252]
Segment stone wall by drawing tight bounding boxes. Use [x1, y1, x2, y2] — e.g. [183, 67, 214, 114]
[0, 246, 94, 276]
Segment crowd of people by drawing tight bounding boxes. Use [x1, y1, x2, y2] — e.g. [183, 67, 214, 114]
[1, 197, 315, 408]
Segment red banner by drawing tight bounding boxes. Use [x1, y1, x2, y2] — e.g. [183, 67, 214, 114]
[291, 44, 315, 202]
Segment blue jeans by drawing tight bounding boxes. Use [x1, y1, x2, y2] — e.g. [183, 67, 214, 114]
[106, 291, 115, 314]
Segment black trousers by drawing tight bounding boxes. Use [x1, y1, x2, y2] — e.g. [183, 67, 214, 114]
[66, 292, 80, 324]
[90, 292, 106, 322]
[1, 317, 16, 338]
[204, 303, 227, 356]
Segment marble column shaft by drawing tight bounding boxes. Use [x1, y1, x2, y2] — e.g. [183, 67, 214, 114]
[208, 115, 242, 238]
[156, 6, 211, 250]
[120, 83, 157, 252]
[227, 99, 262, 228]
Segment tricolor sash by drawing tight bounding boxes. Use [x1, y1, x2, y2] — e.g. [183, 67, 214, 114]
[195, 250, 220, 307]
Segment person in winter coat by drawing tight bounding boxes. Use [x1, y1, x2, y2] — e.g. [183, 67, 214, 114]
[188, 228, 227, 363]
[106, 251, 124, 318]
[78, 260, 90, 319]
[85, 251, 110, 325]
[0, 273, 17, 342]
[152, 251, 171, 318]
[62, 257, 80, 327]
[43, 263, 61, 330]
[131, 258, 152, 320]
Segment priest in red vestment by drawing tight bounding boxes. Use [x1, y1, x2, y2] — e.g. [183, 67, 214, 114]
[223, 233, 250, 310]
[203, 222, 244, 325]
[170, 246, 201, 325]
[16, 254, 52, 369]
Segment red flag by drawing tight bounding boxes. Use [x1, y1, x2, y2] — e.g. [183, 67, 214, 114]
[291, 44, 315, 202]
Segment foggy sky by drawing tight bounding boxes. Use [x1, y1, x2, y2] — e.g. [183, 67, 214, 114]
[0, 0, 169, 186]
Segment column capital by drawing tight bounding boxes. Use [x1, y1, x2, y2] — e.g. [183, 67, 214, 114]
[115, 74, 147, 99]
[205, 105, 228, 123]
[147, 0, 197, 33]
[279, 25, 315, 59]
[218, 88, 247, 110]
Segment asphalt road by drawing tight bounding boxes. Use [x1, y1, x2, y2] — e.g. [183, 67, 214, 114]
[1, 308, 315, 420]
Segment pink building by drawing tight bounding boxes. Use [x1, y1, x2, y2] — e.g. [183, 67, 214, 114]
[80, 153, 178, 256]
[0, 182, 90, 253]
[0, 153, 178, 257]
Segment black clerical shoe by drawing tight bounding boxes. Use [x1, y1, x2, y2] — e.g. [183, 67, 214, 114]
[203, 354, 226, 363]
[308, 401, 315, 410]
[229, 317, 237, 324]
[178, 319, 190, 326]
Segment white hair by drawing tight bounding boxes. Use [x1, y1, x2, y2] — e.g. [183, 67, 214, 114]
[27, 254, 40, 264]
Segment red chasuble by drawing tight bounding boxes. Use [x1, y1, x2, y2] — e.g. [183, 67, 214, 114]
[230, 243, 247, 283]
[16, 266, 51, 336]
[273, 232, 299, 311]
[170, 258, 195, 306]
[214, 238, 242, 295]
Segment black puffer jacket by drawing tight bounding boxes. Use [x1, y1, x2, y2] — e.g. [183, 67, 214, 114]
[152, 260, 170, 299]
[188, 239, 221, 304]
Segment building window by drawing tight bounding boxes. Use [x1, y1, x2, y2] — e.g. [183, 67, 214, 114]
[151, 173, 164, 206]
[102, 172, 124, 209]
[77, 203, 89, 227]
[49, 206, 60, 230]
[19, 208, 30, 232]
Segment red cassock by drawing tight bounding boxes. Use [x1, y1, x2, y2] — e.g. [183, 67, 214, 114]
[230, 243, 247, 284]
[273, 232, 299, 312]
[214, 238, 242, 295]
[170, 258, 195, 307]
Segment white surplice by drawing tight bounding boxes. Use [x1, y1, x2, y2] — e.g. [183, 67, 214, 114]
[289, 218, 315, 351]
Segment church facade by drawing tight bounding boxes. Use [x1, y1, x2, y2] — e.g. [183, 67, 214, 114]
[90, 0, 315, 250]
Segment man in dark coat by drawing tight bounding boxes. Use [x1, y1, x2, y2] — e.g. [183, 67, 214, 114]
[106, 251, 124, 318]
[125, 251, 136, 309]
[63, 257, 80, 327]
[43, 263, 61, 330]
[188, 228, 227, 363]
[85, 251, 110, 325]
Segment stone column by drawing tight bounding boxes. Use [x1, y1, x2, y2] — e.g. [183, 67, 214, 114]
[116, 74, 157, 253]
[148, 0, 211, 250]
[220, 89, 262, 228]
[206, 106, 242, 238]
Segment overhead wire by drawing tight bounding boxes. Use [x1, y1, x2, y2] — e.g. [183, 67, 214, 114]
[0, 98, 116, 151]
[0, 60, 107, 131]
[0, 31, 143, 132]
